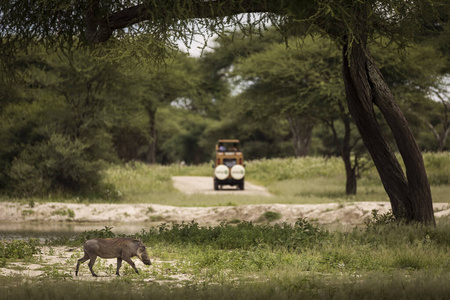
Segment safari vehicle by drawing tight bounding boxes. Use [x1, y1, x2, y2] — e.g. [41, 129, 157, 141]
[213, 139, 245, 190]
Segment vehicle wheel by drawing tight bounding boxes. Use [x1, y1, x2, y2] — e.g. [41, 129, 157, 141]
[214, 178, 219, 190]
[238, 180, 245, 190]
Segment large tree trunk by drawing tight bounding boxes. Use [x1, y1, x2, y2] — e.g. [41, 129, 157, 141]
[287, 116, 314, 157]
[342, 40, 435, 225]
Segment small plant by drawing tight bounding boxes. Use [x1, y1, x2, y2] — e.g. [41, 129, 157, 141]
[150, 215, 165, 222]
[52, 209, 68, 216]
[365, 209, 396, 228]
[28, 199, 35, 208]
[67, 209, 75, 218]
[0, 238, 41, 260]
[51, 209, 75, 218]
[258, 211, 282, 222]
[21, 210, 34, 216]
[72, 226, 116, 244]
[228, 219, 241, 224]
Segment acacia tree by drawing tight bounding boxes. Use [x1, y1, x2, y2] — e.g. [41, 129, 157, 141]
[235, 36, 369, 195]
[1, 0, 444, 224]
[373, 43, 449, 153]
[234, 41, 319, 157]
[130, 54, 202, 164]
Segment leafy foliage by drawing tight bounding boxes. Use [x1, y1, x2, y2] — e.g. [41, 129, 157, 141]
[133, 219, 325, 251]
[9, 134, 104, 197]
[0, 238, 41, 262]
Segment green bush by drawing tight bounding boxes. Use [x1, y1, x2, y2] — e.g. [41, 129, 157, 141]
[423, 152, 450, 185]
[0, 239, 41, 261]
[8, 134, 107, 197]
[72, 226, 116, 244]
[259, 211, 282, 222]
[133, 219, 325, 250]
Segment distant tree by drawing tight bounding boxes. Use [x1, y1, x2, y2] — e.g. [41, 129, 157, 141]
[234, 36, 368, 194]
[233, 41, 319, 157]
[131, 53, 203, 164]
[427, 84, 450, 152]
[372, 41, 449, 152]
[0, 47, 123, 196]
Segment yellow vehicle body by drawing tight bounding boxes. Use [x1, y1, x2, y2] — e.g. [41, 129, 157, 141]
[213, 139, 245, 190]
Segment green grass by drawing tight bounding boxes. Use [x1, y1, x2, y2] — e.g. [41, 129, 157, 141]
[1, 152, 449, 205]
[101, 152, 450, 205]
[2, 218, 450, 299]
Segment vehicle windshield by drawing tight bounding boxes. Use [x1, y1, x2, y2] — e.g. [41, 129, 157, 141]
[223, 158, 237, 168]
[217, 142, 240, 152]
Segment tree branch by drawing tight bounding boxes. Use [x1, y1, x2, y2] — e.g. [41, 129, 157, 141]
[85, 1, 277, 43]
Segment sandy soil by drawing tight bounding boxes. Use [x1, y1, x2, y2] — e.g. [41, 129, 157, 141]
[0, 245, 163, 281]
[1, 201, 449, 227]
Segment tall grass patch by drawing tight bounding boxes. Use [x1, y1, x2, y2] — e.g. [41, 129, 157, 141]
[246, 156, 345, 185]
[423, 152, 450, 185]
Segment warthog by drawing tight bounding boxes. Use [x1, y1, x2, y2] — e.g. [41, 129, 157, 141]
[75, 237, 151, 277]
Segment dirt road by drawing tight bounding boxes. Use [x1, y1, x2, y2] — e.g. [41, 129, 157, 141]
[172, 176, 272, 197]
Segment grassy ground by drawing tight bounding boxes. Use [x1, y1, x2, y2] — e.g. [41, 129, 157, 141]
[1, 218, 450, 299]
[100, 153, 450, 205]
[2, 152, 449, 205]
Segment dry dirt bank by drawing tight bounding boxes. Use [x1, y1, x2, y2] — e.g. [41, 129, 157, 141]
[1, 201, 450, 226]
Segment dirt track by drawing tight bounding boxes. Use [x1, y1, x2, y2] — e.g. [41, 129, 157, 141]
[172, 176, 272, 197]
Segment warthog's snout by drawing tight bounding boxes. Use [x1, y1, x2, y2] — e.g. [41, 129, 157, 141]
[75, 238, 152, 277]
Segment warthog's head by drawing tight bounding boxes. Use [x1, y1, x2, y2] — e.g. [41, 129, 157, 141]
[137, 242, 152, 265]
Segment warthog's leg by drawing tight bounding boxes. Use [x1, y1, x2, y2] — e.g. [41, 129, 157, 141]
[87, 254, 98, 277]
[75, 252, 90, 276]
[123, 256, 139, 274]
[116, 258, 122, 276]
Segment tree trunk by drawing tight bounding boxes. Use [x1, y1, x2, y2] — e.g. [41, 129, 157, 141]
[342, 41, 435, 225]
[341, 103, 357, 195]
[287, 116, 314, 157]
[145, 106, 157, 164]
[327, 101, 357, 195]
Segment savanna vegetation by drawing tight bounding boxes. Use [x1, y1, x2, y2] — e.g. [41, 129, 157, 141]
[0, 0, 449, 224]
[2, 153, 449, 206]
[1, 1, 450, 298]
[1, 154, 449, 298]
[1, 216, 450, 299]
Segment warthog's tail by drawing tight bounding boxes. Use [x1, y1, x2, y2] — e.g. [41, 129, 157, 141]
[67, 244, 83, 252]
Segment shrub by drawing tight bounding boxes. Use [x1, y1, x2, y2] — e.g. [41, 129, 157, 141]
[364, 209, 396, 228]
[258, 211, 282, 222]
[423, 152, 450, 185]
[133, 219, 326, 250]
[8, 134, 107, 197]
[0, 238, 41, 260]
[72, 226, 116, 244]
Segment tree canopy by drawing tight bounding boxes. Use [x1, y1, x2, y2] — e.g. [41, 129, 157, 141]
[2, 0, 449, 224]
